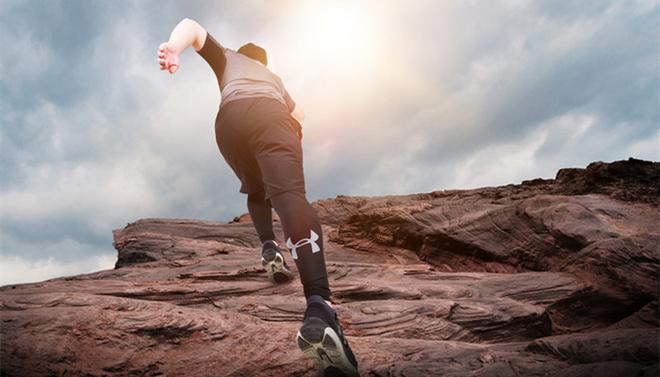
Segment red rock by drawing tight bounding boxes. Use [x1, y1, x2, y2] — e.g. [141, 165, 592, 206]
[1, 159, 658, 376]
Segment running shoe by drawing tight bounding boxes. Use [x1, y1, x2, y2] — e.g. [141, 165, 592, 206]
[261, 240, 295, 283]
[297, 295, 359, 377]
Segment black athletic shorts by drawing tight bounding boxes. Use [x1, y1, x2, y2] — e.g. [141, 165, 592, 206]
[215, 96, 305, 204]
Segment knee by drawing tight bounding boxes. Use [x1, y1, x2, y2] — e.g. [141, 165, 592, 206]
[270, 190, 320, 225]
[269, 190, 308, 213]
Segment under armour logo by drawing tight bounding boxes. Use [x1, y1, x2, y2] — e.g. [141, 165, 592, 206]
[286, 230, 320, 260]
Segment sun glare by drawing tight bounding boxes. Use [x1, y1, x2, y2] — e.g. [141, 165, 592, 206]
[294, 2, 381, 71]
[275, 1, 407, 140]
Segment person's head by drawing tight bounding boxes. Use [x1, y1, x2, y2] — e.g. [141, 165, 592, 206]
[238, 42, 267, 66]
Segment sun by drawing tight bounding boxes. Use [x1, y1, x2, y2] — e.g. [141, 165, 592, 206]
[294, 2, 381, 71]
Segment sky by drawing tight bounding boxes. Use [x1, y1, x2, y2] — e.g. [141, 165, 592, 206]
[1, 0, 658, 285]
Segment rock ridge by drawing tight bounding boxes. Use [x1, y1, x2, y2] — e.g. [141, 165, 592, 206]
[1, 158, 658, 376]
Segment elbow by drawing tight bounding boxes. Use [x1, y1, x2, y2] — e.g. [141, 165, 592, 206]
[181, 18, 201, 28]
[181, 18, 206, 51]
[291, 106, 305, 123]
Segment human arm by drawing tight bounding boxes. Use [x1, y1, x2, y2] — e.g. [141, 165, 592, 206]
[157, 18, 207, 74]
[195, 30, 227, 87]
[283, 88, 305, 124]
[291, 104, 305, 124]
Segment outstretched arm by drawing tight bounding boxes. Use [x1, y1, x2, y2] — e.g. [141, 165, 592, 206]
[283, 87, 305, 124]
[157, 18, 207, 74]
[291, 104, 305, 124]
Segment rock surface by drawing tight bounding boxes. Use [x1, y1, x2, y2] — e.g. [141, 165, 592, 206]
[1, 158, 658, 377]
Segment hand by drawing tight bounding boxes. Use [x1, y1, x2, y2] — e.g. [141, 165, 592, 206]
[157, 42, 180, 74]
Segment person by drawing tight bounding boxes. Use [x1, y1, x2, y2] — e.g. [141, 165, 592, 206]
[157, 18, 359, 376]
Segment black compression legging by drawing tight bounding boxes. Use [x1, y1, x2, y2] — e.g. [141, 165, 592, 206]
[247, 190, 331, 300]
[247, 192, 276, 243]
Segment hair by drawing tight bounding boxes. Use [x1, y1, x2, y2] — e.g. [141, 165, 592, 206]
[237, 43, 268, 66]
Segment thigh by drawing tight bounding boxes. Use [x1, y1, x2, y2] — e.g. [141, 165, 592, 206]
[216, 99, 267, 196]
[247, 99, 306, 201]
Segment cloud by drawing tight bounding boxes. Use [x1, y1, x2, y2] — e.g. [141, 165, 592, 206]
[1, 0, 658, 285]
[298, 0, 660, 195]
[1, 1, 250, 278]
[0, 253, 116, 286]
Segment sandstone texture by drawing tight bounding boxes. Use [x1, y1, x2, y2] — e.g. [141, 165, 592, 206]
[1, 158, 658, 376]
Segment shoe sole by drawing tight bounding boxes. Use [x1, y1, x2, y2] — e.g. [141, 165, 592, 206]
[297, 317, 359, 377]
[261, 253, 294, 284]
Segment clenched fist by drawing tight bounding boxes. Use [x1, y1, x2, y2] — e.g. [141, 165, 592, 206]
[157, 42, 180, 74]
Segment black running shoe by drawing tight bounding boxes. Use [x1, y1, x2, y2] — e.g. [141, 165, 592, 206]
[297, 295, 359, 377]
[261, 240, 295, 284]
